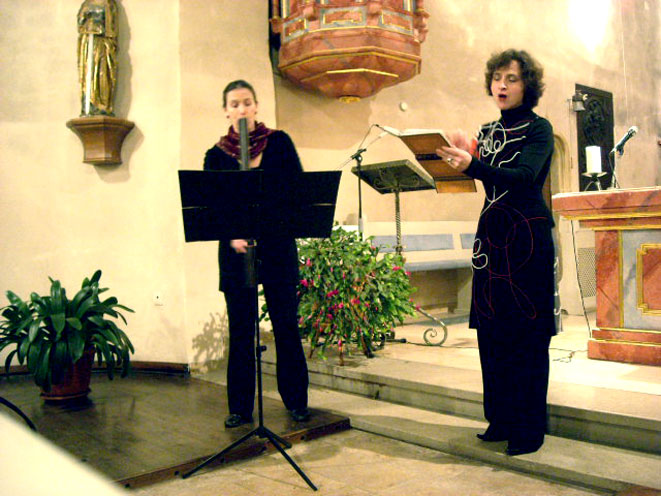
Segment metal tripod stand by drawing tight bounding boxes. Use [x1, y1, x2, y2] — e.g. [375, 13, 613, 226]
[182, 285, 317, 490]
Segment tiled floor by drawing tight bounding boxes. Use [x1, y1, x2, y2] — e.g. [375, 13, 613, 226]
[133, 429, 610, 496]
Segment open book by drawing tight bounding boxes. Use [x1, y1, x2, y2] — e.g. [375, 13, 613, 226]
[386, 128, 477, 193]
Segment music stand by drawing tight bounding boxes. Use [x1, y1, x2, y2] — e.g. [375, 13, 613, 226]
[178, 169, 341, 491]
[351, 160, 448, 345]
[351, 159, 434, 255]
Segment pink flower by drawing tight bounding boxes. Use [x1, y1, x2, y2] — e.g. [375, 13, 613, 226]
[326, 313, 334, 320]
[300, 279, 309, 288]
[338, 302, 344, 309]
[392, 266, 402, 271]
[406, 271, 411, 276]
[306, 258, 312, 267]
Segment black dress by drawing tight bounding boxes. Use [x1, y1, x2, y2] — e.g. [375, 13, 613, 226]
[463, 105, 556, 445]
[204, 130, 308, 418]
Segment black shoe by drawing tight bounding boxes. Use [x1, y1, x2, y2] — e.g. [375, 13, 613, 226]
[224, 414, 252, 428]
[506, 439, 543, 456]
[476, 425, 508, 442]
[289, 408, 311, 422]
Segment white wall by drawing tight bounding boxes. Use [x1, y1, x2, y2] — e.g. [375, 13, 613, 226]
[0, 0, 658, 368]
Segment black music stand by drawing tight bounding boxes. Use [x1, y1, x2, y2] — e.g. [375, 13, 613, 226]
[351, 159, 434, 255]
[178, 169, 341, 491]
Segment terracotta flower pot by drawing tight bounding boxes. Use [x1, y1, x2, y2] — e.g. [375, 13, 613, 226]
[41, 347, 95, 402]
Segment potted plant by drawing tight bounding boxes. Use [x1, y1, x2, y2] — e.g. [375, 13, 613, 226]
[0, 270, 134, 400]
[295, 227, 417, 363]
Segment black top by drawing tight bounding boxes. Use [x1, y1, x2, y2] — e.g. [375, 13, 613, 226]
[203, 130, 303, 291]
[464, 106, 557, 334]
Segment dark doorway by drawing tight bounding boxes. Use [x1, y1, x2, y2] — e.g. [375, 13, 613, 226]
[575, 84, 615, 191]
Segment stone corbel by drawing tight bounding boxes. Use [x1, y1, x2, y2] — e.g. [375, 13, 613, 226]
[66, 116, 134, 166]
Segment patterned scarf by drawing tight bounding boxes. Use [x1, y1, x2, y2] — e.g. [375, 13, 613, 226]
[216, 121, 274, 160]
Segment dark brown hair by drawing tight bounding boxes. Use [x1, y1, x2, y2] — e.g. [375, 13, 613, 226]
[222, 80, 257, 108]
[484, 49, 545, 108]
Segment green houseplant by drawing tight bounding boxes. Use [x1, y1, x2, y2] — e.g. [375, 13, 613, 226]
[294, 227, 417, 363]
[0, 270, 134, 398]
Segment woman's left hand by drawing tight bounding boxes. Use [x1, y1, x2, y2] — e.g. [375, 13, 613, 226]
[435, 146, 472, 172]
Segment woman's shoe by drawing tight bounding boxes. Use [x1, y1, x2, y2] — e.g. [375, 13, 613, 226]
[289, 408, 311, 422]
[476, 425, 509, 442]
[506, 439, 543, 456]
[224, 414, 252, 428]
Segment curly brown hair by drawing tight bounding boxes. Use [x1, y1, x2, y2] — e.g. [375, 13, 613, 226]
[484, 49, 545, 108]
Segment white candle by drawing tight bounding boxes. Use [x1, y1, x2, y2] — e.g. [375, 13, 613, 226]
[84, 34, 94, 115]
[586, 146, 602, 174]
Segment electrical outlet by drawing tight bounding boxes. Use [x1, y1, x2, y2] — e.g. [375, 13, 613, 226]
[153, 293, 164, 306]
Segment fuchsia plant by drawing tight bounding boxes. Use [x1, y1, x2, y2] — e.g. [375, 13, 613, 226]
[294, 227, 416, 363]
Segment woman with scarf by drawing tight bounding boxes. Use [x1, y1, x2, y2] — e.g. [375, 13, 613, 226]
[436, 50, 556, 456]
[204, 80, 310, 428]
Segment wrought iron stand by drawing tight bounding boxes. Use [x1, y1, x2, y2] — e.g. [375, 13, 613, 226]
[351, 159, 449, 346]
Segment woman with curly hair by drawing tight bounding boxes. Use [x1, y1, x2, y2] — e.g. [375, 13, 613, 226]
[437, 49, 556, 456]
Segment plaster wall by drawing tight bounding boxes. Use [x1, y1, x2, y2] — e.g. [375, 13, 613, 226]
[0, 0, 658, 369]
[277, 0, 660, 226]
[178, 0, 275, 370]
[0, 0, 187, 363]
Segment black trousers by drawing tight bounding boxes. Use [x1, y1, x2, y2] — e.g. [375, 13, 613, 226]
[223, 283, 308, 417]
[477, 325, 552, 443]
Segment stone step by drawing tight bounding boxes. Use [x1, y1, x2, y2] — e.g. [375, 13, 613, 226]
[198, 365, 661, 492]
[261, 352, 661, 455]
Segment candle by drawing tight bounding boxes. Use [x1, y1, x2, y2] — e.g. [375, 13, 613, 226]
[586, 146, 602, 174]
[84, 34, 94, 115]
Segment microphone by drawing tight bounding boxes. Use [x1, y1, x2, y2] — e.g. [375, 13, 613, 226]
[238, 118, 250, 170]
[375, 124, 401, 137]
[612, 126, 638, 154]
[237, 117, 257, 287]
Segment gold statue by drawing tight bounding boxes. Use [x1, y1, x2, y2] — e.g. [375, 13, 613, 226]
[77, 0, 118, 116]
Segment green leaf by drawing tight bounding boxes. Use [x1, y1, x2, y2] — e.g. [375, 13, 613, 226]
[6, 291, 25, 307]
[74, 293, 96, 319]
[50, 340, 70, 386]
[67, 331, 86, 362]
[34, 341, 53, 391]
[4, 349, 18, 374]
[50, 312, 66, 337]
[66, 317, 82, 331]
[92, 337, 115, 379]
[90, 270, 102, 285]
[28, 319, 42, 342]
[18, 338, 31, 363]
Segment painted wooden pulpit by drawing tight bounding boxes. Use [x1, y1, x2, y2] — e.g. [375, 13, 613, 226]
[553, 187, 661, 366]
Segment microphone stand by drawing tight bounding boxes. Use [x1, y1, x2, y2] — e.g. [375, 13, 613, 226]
[607, 149, 620, 189]
[183, 118, 317, 491]
[337, 129, 388, 239]
[338, 128, 407, 346]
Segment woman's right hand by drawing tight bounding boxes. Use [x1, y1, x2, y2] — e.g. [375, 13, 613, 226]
[230, 239, 249, 253]
[448, 129, 471, 152]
